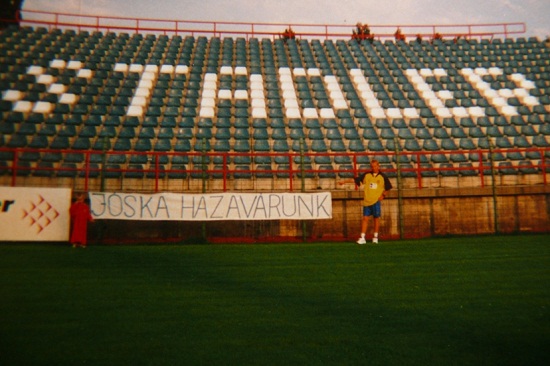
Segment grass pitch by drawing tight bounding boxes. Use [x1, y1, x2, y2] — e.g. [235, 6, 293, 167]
[1, 235, 549, 365]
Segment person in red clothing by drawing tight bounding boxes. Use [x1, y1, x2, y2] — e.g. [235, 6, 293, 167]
[69, 192, 94, 248]
[281, 26, 296, 41]
[394, 28, 405, 41]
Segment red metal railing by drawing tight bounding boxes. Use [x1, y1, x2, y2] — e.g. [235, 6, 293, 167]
[14, 9, 526, 41]
[1, 147, 548, 191]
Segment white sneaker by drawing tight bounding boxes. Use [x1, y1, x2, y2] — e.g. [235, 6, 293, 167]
[372, 237, 378, 244]
[356, 237, 367, 245]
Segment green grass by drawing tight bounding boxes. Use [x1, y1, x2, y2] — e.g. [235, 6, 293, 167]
[1, 235, 549, 365]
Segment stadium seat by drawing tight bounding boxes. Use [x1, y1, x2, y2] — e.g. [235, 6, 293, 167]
[498, 161, 516, 175]
[255, 165, 273, 179]
[439, 163, 458, 177]
[253, 139, 270, 152]
[318, 165, 336, 179]
[112, 137, 131, 151]
[459, 162, 477, 176]
[518, 160, 538, 174]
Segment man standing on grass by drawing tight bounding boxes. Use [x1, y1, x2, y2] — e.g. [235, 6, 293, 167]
[340, 159, 392, 244]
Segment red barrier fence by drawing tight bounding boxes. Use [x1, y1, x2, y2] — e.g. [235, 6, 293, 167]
[1, 147, 548, 192]
[16, 9, 526, 41]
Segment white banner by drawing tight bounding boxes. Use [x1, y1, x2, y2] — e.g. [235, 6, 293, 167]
[90, 192, 332, 221]
[0, 187, 71, 241]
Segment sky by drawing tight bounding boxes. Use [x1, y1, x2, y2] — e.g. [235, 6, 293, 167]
[21, 0, 550, 39]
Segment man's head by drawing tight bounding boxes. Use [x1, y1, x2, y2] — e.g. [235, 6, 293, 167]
[371, 159, 380, 173]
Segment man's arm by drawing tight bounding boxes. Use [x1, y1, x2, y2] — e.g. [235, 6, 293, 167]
[382, 173, 393, 191]
[378, 189, 390, 201]
[377, 173, 392, 200]
[338, 173, 366, 186]
[338, 179, 355, 186]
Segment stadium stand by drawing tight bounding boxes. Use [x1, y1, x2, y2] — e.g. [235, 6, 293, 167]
[0, 23, 549, 191]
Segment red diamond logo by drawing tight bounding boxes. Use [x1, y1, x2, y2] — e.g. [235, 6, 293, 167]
[23, 195, 61, 234]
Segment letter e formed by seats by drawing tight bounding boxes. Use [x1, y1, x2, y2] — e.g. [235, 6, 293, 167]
[1, 200, 15, 212]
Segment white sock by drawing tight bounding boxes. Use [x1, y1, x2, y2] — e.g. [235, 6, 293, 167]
[360, 233, 365, 238]
[373, 232, 378, 238]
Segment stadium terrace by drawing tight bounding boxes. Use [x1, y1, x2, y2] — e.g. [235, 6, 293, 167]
[0, 11, 549, 241]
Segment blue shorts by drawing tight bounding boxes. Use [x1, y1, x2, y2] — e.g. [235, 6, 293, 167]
[363, 202, 381, 218]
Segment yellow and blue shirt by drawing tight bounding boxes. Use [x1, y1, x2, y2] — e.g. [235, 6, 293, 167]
[354, 171, 392, 206]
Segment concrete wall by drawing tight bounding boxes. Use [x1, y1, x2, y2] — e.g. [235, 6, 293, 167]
[90, 184, 550, 244]
[323, 185, 550, 241]
[2, 174, 548, 243]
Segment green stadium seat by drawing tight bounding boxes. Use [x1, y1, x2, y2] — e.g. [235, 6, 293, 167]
[233, 165, 252, 179]
[459, 138, 476, 150]
[459, 162, 477, 176]
[367, 140, 384, 152]
[426, 118, 441, 128]
[56, 163, 78, 178]
[0, 121, 15, 135]
[254, 165, 273, 179]
[404, 139, 421, 151]
[503, 125, 520, 137]
[498, 161, 516, 175]
[520, 125, 537, 137]
[134, 138, 152, 151]
[253, 139, 270, 152]
[398, 129, 414, 139]
[42, 152, 63, 163]
[273, 140, 289, 152]
[486, 126, 502, 138]
[337, 164, 354, 178]
[379, 128, 395, 140]
[19, 150, 41, 162]
[113, 136, 132, 151]
[146, 165, 166, 179]
[215, 128, 231, 140]
[329, 140, 347, 152]
[440, 138, 458, 151]
[107, 154, 127, 164]
[167, 164, 187, 179]
[289, 128, 305, 140]
[7, 134, 28, 148]
[50, 134, 69, 149]
[518, 160, 537, 174]
[234, 140, 250, 152]
[128, 153, 147, 164]
[14, 161, 32, 176]
[533, 135, 550, 147]
[419, 163, 437, 177]
[234, 128, 250, 140]
[214, 140, 230, 153]
[318, 164, 336, 179]
[496, 137, 513, 148]
[349, 140, 365, 152]
[380, 164, 396, 178]
[154, 139, 172, 152]
[309, 139, 327, 152]
[307, 128, 323, 140]
[124, 164, 145, 179]
[28, 135, 48, 149]
[439, 163, 458, 177]
[271, 128, 287, 140]
[174, 140, 191, 152]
